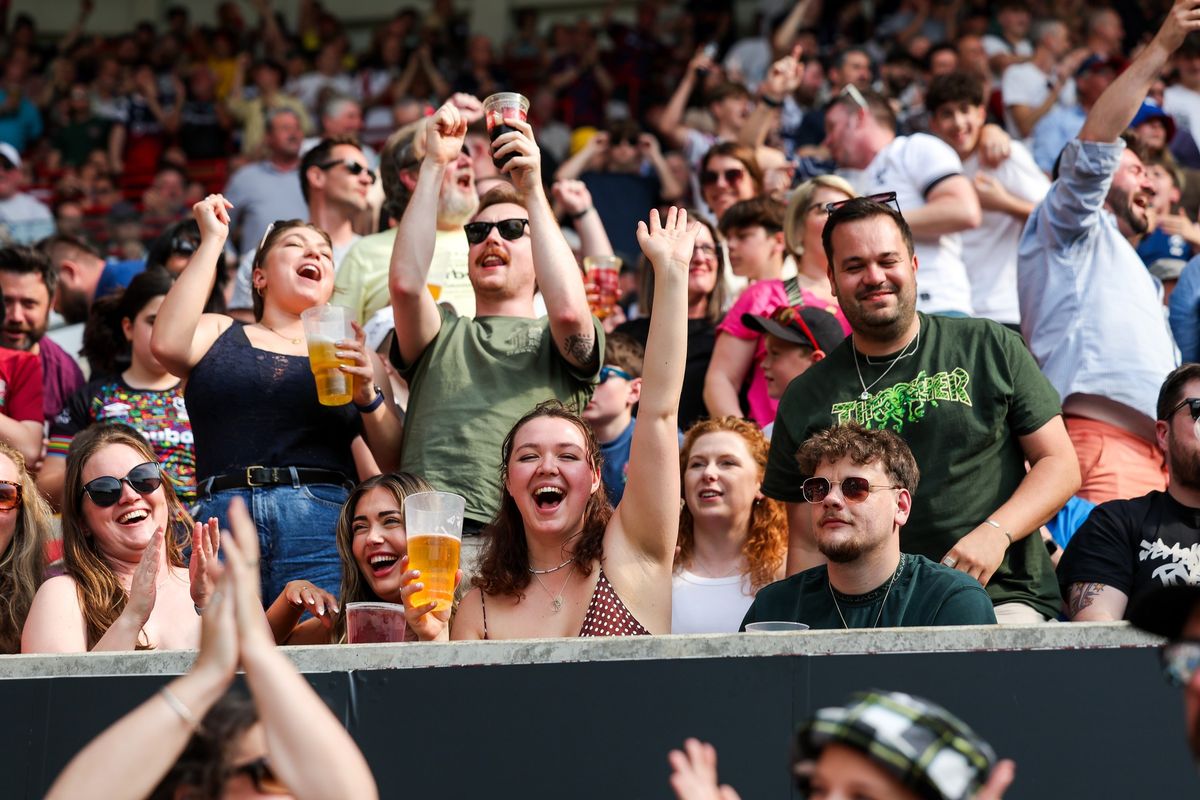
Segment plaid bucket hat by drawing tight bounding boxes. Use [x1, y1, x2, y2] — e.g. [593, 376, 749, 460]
[793, 690, 997, 800]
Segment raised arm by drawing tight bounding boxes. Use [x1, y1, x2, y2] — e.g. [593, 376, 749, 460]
[741, 47, 804, 149]
[388, 103, 464, 367]
[1080, 0, 1200, 143]
[552, 179, 615, 260]
[150, 195, 234, 377]
[555, 131, 606, 181]
[641, 133, 684, 201]
[901, 175, 982, 238]
[497, 117, 597, 370]
[772, 0, 819, 54]
[659, 49, 713, 149]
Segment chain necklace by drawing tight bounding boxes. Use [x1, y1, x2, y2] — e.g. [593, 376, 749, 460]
[851, 323, 921, 401]
[257, 322, 303, 346]
[528, 556, 575, 574]
[532, 564, 575, 612]
[828, 554, 906, 629]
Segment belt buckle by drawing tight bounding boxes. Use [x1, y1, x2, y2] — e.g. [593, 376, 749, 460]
[245, 465, 266, 486]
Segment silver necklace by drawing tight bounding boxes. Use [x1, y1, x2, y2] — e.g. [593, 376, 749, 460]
[532, 563, 575, 612]
[528, 556, 574, 574]
[851, 324, 921, 401]
[828, 554, 905, 629]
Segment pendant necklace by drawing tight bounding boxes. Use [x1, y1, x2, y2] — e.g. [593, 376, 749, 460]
[851, 323, 920, 401]
[258, 322, 303, 346]
[828, 554, 906, 629]
[532, 563, 575, 612]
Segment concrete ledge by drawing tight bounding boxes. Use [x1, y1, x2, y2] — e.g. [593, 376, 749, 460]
[0, 622, 1164, 679]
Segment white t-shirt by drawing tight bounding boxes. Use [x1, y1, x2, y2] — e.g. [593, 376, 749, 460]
[0, 192, 54, 245]
[1001, 61, 1076, 141]
[1164, 84, 1200, 139]
[851, 133, 974, 315]
[982, 35, 1033, 79]
[960, 141, 1050, 325]
[671, 570, 755, 634]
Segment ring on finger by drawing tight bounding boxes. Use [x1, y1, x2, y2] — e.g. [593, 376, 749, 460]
[941, 556, 958, 568]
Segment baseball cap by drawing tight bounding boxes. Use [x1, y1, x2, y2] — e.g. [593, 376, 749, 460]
[793, 690, 997, 800]
[1131, 100, 1177, 142]
[1130, 584, 1200, 639]
[742, 305, 846, 355]
[0, 142, 20, 170]
[1149, 258, 1187, 283]
[1076, 54, 1127, 78]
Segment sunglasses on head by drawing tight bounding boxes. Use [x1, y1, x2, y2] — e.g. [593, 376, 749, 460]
[598, 365, 634, 384]
[840, 82, 871, 112]
[801, 476, 902, 504]
[317, 158, 377, 184]
[1166, 397, 1200, 421]
[1162, 640, 1200, 687]
[230, 757, 289, 795]
[0, 480, 21, 511]
[81, 461, 163, 507]
[770, 306, 822, 353]
[824, 190, 901, 216]
[463, 218, 530, 245]
[700, 168, 745, 187]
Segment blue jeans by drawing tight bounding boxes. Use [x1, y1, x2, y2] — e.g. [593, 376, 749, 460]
[193, 482, 349, 605]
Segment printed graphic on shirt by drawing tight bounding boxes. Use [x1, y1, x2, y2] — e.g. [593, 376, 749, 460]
[506, 325, 544, 356]
[1141, 538, 1200, 586]
[830, 368, 973, 431]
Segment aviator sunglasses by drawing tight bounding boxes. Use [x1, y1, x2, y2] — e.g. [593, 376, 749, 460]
[1166, 397, 1200, 421]
[0, 480, 21, 511]
[230, 757, 289, 794]
[700, 168, 745, 187]
[463, 218, 530, 245]
[80, 461, 163, 507]
[801, 476, 902, 504]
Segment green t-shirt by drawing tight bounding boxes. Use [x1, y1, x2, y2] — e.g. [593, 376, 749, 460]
[763, 313, 1063, 619]
[392, 306, 602, 523]
[740, 553, 997, 629]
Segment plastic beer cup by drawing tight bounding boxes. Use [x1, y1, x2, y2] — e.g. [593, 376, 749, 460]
[403, 491, 466, 613]
[345, 602, 408, 643]
[483, 92, 530, 170]
[300, 304, 354, 406]
[583, 255, 622, 319]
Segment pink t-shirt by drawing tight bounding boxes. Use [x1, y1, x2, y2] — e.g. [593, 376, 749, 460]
[716, 281, 850, 426]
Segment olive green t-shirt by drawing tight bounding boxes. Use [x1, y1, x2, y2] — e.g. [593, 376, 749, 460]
[740, 553, 998, 629]
[762, 313, 1063, 619]
[392, 307, 603, 523]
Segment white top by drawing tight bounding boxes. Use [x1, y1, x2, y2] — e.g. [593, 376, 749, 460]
[1018, 138, 1179, 426]
[1164, 84, 1200, 139]
[960, 141, 1050, 325]
[0, 192, 54, 245]
[852, 133, 974, 315]
[671, 569, 754, 634]
[1001, 61, 1076, 142]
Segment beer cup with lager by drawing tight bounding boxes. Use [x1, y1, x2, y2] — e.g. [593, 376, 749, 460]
[583, 255, 622, 319]
[300, 304, 354, 406]
[403, 491, 466, 613]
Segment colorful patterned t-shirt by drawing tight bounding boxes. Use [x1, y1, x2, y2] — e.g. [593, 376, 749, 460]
[48, 376, 196, 504]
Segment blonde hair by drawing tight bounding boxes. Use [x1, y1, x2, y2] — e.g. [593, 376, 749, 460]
[784, 175, 856, 259]
[0, 443, 52, 654]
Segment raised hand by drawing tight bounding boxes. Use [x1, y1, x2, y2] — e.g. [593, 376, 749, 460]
[1156, 0, 1200, 53]
[192, 567, 239, 684]
[336, 321, 376, 407]
[188, 516, 222, 611]
[223, 497, 276, 654]
[282, 580, 339, 629]
[638, 132, 663, 160]
[552, 179, 593, 216]
[125, 530, 164, 627]
[667, 739, 743, 800]
[425, 101, 468, 166]
[636, 207, 700, 273]
[191, 194, 233, 243]
[590, 131, 610, 152]
[761, 45, 804, 100]
[493, 117, 543, 195]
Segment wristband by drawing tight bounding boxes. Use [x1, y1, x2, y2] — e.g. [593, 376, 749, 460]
[161, 686, 204, 732]
[985, 518, 1014, 548]
[355, 386, 385, 413]
[566, 206, 593, 221]
[759, 94, 783, 108]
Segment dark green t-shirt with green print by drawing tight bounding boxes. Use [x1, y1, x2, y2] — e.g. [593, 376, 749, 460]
[763, 313, 1063, 619]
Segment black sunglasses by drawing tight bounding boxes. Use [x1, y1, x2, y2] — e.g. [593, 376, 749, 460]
[700, 168, 745, 187]
[81, 461, 163, 507]
[170, 236, 197, 256]
[0, 480, 21, 511]
[1166, 397, 1200, 421]
[317, 158, 377, 184]
[230, 757, 288, 794]
[463, 218, 530, 245]
[825, 191, 901, 215]
[801, 476, 902, 504]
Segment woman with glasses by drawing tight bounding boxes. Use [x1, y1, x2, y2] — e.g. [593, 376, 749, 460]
[0, 442, 53, 653]
[22, 424, 219, 652]
[151, 195, 404, 606]
[698, 142, 762, 224]
[46, 499, 379, 800]
[672, 417, 786, 633]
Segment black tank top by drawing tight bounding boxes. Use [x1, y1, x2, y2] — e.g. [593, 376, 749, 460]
[185, 323, 360, 481]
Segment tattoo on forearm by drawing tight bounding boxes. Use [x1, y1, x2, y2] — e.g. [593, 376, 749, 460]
[1068, 582, 1107, 617]
[563, 333, 597, 366]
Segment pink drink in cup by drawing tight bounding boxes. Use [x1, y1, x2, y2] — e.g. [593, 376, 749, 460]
[345, 602, 408, 643]
[483, 92, 530, 170]
[583, 255, 622, 320]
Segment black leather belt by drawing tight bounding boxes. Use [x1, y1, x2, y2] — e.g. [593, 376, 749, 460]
[201, 466, 353, 495]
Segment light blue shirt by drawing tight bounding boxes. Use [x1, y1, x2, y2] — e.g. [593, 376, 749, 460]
[1170, 255, 1200, 363]
[1031, 104, 1086, 174]
[221, 160, 308, 257]
[1018, 138, 1178, 425]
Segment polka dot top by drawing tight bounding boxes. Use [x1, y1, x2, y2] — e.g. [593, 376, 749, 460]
[578, 570, 650, 637]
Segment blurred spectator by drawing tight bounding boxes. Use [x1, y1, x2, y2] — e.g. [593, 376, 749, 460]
[927, 42, 959, 78]
[1170, 256, 1200, 362]
[0, 143, 54, 245]
[452, 34, 509, 99]
[1001, 19, 1085, 142]
[143, 219, 227, 313]
[1083, 7, 1126, 60]
[698, 141, 762, 224]
[982, 0, 1034, 80]
[0, 441, 52, 655]
[177, 65, 233, 161]
[782, 176, 857, 309]
[222, 107, 308, 258]
[0, 49, 43, 153]
[106, 202, 146, 262]
[227, 57, 312, 157]
[290, 41, 357, 120]
[108, 62, 179, 177]
[1031, 55, 1120, 174]
[0, 287, 43, 466]
[581, 333, 643, 506]
[39, 234, 143, 325]
[1166, 38, 1200, 144]
[305, 93, 377, 167]
[50, 84, 110, 168]
[547, 21, 612, 128]
[358, 34, 408, 141]
[53, 200, 85, 239]
[1139, 151, 1196, 271]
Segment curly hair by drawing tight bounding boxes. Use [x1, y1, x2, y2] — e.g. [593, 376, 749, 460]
[796, 422, 920, 493]
[0, 442, 52, 654]
[676, 417, 786, 592]
[474, 400, 611, 597]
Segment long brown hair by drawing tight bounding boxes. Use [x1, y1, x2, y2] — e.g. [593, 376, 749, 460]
[475, 400, 611, 597]
[62, 423, 191, 649]
[250, 220, 333, 320]
[676, 417, 786, 592]
[330, 471, 435, 643]
[0, 442, 52, 653]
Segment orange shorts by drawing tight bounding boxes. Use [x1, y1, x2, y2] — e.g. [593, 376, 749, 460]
[1065, 415, 1167, 504]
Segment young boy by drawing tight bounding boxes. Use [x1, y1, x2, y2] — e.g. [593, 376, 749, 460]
[581, 332, 643, 506]
[742, 305, 845, 438]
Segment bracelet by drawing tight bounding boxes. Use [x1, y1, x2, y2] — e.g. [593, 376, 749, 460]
[355, 386, 385, 413]
[160, 686, 204, 732]
[759, 94, 783, 108]
[985, 518, 1014, 548]
[566, 206, 593, 221]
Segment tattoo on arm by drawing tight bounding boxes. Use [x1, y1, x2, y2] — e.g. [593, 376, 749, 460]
[562, 332, 598, 367]
[1068, 582, 1107, 617]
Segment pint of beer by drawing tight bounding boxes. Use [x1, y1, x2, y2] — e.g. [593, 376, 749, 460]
[403, 491, 466, 613]
[301, 305, 354, 406]
[583, 255, 622, 320]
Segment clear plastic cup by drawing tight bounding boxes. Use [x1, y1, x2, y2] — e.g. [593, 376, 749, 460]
[583, 255, 622, 320]
[744, 621, 811, 632]
[403, 492, 466, 613]
[482, 92, 530, 169]
[300, 304, 354, 406]
[345, 602, 408, 643]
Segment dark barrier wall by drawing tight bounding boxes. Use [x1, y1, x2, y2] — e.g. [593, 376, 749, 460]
[3, 629, 1198, 798]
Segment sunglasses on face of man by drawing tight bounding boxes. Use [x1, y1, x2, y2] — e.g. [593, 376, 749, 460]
[800, 476, 902, 504]
[1166, 397, 1200, 422]
[317, 158, 377, 184]
[463, 218, 530, 245]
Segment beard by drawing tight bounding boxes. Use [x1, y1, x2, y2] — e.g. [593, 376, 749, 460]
[817, 524, 870, 563]
[1169, 430, 1200, 490]
[1109, 184, 1151, 236]
[837, 278, 917, 344]
[439, 186, 480, 228]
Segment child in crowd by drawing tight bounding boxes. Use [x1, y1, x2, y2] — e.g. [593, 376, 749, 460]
[581, 332, 643, 507]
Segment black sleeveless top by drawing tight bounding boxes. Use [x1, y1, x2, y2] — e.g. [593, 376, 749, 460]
[184, 323, 360, 482]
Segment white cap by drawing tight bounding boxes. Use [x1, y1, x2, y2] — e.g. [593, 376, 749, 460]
[0, 142, 20, 169]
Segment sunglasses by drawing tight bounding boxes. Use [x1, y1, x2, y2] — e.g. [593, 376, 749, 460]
[0, 480, 21, 511]
[230, 757, 289, 795]
[824, 191, 901, 215]
[1162, 641, 1200, 687]
[770, 306, 821, 352]
[700, 168, 745, 187]
[317, 158, 377, 184]
[1166, 397, 1200, 421]
[598, 365, 634, 384]
[801, 476, 902, 504]
[463, 218, 530, 245]
[170, 236, 197, 256]
[81, 461, 163, 507]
